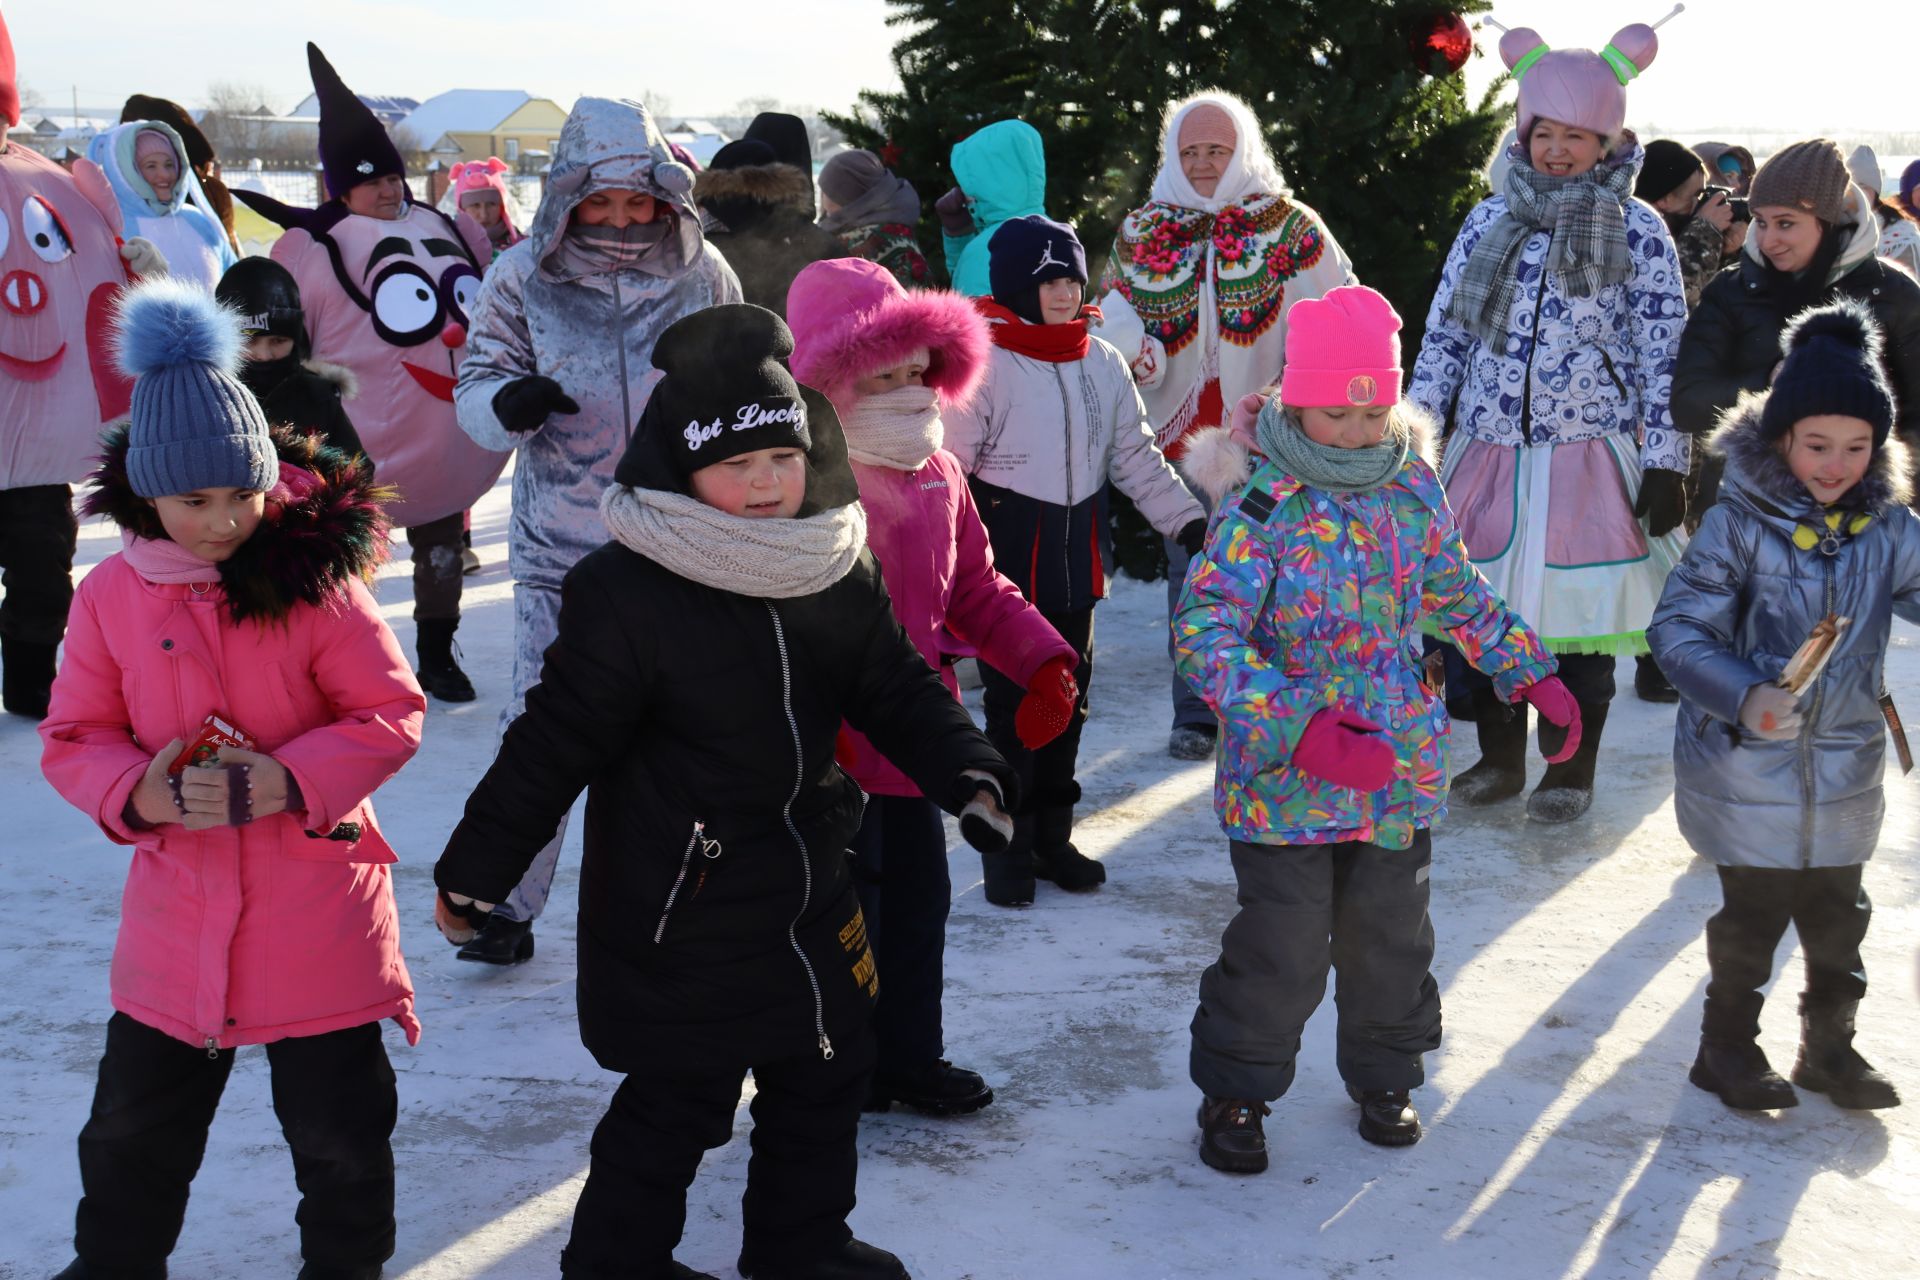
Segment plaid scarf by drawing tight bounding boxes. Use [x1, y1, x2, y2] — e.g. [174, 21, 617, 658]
[1446, 140, 1644, 346]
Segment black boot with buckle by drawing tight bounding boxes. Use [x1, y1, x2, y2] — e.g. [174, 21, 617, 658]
[1197, 1096, 1271, 1174]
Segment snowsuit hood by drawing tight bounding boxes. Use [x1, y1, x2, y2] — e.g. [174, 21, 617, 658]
[531, 97, 702, 282]
[1649, 399, 1920, 869]
[88, 119, 235, 290]
[944, 120, 1048, 297]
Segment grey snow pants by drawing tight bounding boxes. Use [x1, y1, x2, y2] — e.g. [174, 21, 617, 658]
[1190, 830, 1440, 1102]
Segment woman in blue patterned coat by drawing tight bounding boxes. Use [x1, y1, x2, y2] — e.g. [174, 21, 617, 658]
[1408, 19, 1689, 823]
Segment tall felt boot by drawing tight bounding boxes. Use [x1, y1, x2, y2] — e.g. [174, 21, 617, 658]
[982, 812, 1036, 907]
[1690, 990, 1797, 1110]
[414, 618, 476, 703]
[1451, 687, 1527, 806]
[1791, 995, 1900, 1109]
[1032, 784, 1104, 891]
[1, 636, 58, 720]
[1526, 699, 1607, 824]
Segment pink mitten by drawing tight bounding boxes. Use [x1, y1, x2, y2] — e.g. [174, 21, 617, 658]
[1516, 676, 1582, 764]
[1228, 391, 1270, 451]
[1291, 707, 1396, 791]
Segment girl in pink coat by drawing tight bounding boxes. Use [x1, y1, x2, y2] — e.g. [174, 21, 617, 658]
[38, 280, 426, 1280]
[787, 257, 1079, 1117]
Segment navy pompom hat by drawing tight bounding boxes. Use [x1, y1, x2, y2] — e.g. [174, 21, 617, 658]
[113, 279, 277, 499]
[1761, 300, 1897, 447]
[987, 215, 1087, 306]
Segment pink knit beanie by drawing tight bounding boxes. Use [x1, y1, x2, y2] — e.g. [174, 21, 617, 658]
[134, 128, 174, 167]
[1279, 285, 1403, 408]
[1177, 102, 1237, 152]
[1501, 23, 1659, 141]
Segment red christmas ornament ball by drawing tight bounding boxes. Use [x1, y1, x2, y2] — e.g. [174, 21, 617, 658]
[1410, 13, 1473, 76]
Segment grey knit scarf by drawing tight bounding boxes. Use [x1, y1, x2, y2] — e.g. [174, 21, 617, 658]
[1256, 400, 1406, 494]
[1445, 139, 1643, 346]
[843, 385, 943, 470]
[600, 484, 867, 598]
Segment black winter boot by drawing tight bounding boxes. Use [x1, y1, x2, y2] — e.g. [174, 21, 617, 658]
[1197, 1096, 1271, 1174]
[981, 812, 1036, 907]
[1346, 1083, 1421, 1146]
[1791, 996, 1900, 1110]
[296, 1263, 382, 1280]
[1451, 687, 1527, 806]
[1032, 785, 1105, 891]
[457, 914, 534, 965]
[1633, 654, 1679, 703]
[2, 636, 58, 719]
[414, 618, 476, 703]
[670, 1264, 720, 1280]
[1691, 1038, 1798, 1110]
[738, 1238, 909, 1279]
[1526, 700, 1607, 824]
[866, 1059, 993, 1116]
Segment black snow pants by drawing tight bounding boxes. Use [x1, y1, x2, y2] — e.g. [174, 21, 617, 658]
[1190, 831, 1441, 1102]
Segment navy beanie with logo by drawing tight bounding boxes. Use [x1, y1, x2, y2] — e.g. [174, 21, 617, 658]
[113, 279, 278, 499]
[987, 215, 1088, 310]
[1761, 300, 1897, 447]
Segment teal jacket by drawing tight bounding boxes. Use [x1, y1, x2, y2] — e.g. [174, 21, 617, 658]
[944, 120, 1047, 297]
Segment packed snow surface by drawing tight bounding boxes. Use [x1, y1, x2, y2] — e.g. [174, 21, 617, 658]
[5, 470, 1917, 1279]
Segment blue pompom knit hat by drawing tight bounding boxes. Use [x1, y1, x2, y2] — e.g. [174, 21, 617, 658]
[113, 278, 277, 499]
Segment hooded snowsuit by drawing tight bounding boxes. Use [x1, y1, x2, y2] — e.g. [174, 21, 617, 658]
[87, 121, 236, 290]
[944, 121, 1047, 298]
[454, 96, 740, 924]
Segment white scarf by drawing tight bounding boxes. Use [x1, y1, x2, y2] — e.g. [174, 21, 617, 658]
[843, 385, 944, 471]
[599, 484, 868, 598]
[1147, 93, 1289, 214]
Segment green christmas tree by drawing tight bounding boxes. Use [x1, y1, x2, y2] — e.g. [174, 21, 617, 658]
[831, 1, 1506, 578]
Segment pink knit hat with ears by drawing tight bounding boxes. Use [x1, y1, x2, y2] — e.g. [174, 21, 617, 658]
[451, 157, 516, 230]
[134, 129, 175, 166]
[1500, 21, 1660, 140]
[1279, 285, 1403, 408]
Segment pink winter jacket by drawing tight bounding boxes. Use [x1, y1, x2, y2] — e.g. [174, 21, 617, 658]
[843, 448, 1075, 796]
[40, 556, 427, 1051]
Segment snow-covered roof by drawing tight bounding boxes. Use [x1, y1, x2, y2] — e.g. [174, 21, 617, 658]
[395, 91, 536, 144]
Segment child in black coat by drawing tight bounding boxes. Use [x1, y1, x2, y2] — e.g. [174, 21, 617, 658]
[435, 304, 1016, 1280]
[215, 257, 367, 467]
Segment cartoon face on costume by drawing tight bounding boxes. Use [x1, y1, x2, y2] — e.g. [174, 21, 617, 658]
[322, 209, 482, 402]
[0, 148, 136, 487]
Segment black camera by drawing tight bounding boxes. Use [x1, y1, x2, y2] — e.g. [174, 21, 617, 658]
[1698, 184, 1752, 223]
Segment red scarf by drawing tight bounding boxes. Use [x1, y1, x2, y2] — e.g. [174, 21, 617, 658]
[974, 298, 1103, 363]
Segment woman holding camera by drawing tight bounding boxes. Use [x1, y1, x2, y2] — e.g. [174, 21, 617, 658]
[1673, 139, 1920, 511]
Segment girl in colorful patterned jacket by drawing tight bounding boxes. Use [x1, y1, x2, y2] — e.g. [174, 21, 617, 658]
[787, 257, 1080, 1118]
[1173, 285, 1576, 1174]
[1408, 20, 1691, 823]
[39, 280, 426, 1280]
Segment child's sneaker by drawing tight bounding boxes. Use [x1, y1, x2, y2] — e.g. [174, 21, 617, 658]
[1197, 1096, 1271, 1174]
[1347, 1083, 1421, 1146]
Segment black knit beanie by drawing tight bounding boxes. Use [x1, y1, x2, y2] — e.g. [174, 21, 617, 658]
[1762, 300, 1897, 447]
[1636, 139, 1705, 203]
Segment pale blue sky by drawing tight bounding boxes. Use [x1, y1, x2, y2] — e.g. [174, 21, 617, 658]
[6, 1, 1916, 133]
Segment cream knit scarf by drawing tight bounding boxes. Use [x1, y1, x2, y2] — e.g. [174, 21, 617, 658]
[599, 484, 867, 598]
[843, 384, 943, 470]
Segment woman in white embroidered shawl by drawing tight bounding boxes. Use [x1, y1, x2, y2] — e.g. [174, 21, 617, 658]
[1093, 90, 1356, 759]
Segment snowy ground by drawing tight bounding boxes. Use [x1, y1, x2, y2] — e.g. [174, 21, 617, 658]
[4, 470, 1918, 1280]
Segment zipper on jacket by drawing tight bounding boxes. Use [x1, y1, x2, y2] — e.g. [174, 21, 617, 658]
[652, 820, 717, 944]
[613, 274, 633, 444]
[1797, 558, 1838, 869]
[1053, 365, 1076, 611]
[204, 1035, 219, 1060]
[1518, 272, 1548, 445]
[764, 602, 834, 1061]
[1598, 349, 1629, 400]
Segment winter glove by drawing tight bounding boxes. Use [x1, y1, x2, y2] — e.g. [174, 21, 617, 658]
[1014, 655, 1079, 750]
[435, 890, 497, 946]
[1290, 707, 1396, 792]
[493, 376, 581, 435]
[120, 236, 168, 278]
[1634, 468, 1688, 539]
[956, 771, 1014, 853]
[175, 747, 296, 831]
[1739, 683, 1804, 741]
[124, 738, 189, 829]
[1229, 390, 1270, 450]
[1175, 518, 1208, 558]
[934, 186, 974, 236]
[1516, 676, 1583, 764]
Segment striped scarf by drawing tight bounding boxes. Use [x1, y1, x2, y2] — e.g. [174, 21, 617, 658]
[1446, 140, 1644, 347]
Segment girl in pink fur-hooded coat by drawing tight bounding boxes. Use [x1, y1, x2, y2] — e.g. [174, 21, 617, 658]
[787, 257, 1077, 1116]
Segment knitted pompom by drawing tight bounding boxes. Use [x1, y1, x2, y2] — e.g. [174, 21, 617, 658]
[1779, 298, 1884, 364]
[113, 276, 244, 382]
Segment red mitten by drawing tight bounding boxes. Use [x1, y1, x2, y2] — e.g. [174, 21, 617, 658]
[834, 727, 859, 771]
[1290, 707, 1396, 791]
[1516, 676, 1582, 764]
[1015, 656, 1080, 749]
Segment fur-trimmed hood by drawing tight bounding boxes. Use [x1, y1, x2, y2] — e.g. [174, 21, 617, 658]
[82, 422, 393, 625]
[786, 257, 989, 410]
[1177, 401, 1440, 506]
[1709, 393, 1914, 520]
[302, 357, 357, 399]
[696, 161, 817, 231]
